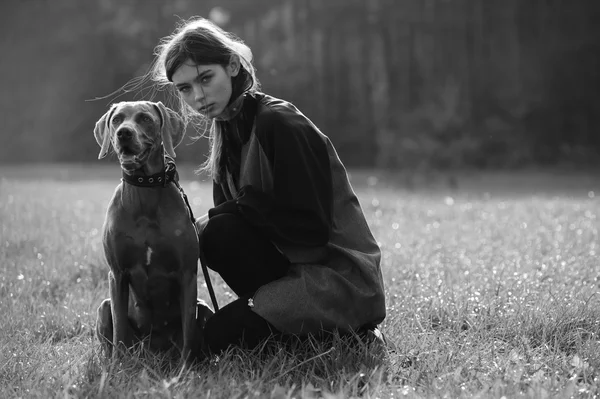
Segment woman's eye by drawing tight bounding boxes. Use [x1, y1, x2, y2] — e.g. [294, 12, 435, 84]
[201, 76, 211, 84]
[178, 86, 190, 94]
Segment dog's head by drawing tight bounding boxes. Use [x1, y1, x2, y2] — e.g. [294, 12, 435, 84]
[94, 101, 184, 170]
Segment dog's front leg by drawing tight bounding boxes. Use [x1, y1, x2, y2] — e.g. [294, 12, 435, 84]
[180, 270, 198, 364]
[109, 269, 130, 361]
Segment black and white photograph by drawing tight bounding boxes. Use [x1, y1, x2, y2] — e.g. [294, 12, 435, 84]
[1, 1, 599, 397]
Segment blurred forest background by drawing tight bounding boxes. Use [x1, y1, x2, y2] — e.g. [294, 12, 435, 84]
[1, 0, 600, 170]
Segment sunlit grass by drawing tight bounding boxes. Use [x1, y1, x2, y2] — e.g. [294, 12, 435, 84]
[0, 166, 599, 398]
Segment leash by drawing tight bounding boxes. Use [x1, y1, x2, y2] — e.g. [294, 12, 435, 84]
[173, 178, 220, 313]
[122, 160, 220, 312]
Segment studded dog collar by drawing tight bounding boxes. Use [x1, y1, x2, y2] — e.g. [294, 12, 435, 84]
[121, 159, 178, 187]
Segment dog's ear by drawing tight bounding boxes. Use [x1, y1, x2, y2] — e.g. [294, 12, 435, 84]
[94, 104, 117, 159]
[152, 101, 184, 159]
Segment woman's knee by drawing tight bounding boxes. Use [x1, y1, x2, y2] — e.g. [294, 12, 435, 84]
[200, 213, 248, 267]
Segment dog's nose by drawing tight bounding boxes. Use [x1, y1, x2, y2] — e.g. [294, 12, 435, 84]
[117, 128, 133, 142]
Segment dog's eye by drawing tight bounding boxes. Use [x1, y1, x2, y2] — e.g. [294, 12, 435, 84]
[111, 115, 123, 125]
[141, 115, 153, 123]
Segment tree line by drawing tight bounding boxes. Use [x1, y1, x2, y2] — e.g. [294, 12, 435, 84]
[1, 0, 599, 168]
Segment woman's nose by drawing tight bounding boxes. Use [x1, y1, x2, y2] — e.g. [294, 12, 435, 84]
[194, 88, 205, 103]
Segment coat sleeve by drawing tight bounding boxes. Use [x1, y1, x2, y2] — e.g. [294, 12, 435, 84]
[209, 104, 333, 247]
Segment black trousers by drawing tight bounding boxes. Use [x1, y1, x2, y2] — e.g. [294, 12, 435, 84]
[200, 213, 290, 354]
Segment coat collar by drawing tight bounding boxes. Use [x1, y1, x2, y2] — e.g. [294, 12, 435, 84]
[214, 93, 246, 122]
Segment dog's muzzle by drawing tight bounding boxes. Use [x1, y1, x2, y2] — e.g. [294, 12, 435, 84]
[117, 127, 134, 143]
[115, 127, 144, 170]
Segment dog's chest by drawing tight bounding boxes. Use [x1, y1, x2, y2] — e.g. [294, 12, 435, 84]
[105, 188, 196, 274]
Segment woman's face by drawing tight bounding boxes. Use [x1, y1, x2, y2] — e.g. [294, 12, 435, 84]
[171, 60, 239, 119]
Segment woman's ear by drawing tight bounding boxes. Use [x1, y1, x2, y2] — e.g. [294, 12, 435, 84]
[228, 55, 240, 77]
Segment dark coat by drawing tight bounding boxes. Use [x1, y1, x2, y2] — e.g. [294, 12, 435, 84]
[209, 92, 386, 335]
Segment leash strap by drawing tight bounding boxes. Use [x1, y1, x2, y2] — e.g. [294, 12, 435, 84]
[172, 174, 220, 313]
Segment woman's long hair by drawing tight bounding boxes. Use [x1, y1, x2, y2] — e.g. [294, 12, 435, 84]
[150, 17, 260, 182]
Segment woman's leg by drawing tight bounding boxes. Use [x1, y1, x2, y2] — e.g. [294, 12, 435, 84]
[201, 213, 290, 297]
[199, 212, 289, 353]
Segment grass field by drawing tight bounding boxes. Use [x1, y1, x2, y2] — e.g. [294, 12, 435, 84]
[1, 164, 599, 398]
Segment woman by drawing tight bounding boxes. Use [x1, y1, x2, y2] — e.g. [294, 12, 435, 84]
[150, 17, 386, 355]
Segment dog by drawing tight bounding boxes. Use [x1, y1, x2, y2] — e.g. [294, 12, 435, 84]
[93, 100, 213, 364]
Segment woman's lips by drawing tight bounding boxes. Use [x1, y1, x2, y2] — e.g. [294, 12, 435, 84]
[199, 104, 213, 113]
